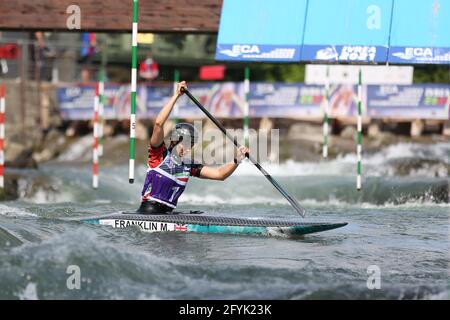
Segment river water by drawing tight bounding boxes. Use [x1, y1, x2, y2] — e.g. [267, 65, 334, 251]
[0, 142, 449, 299]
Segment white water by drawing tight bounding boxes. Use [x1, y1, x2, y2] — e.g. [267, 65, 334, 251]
[234, 142, 450, 177]
[0, 141, 448, 300]
[57, 136, 449, 178]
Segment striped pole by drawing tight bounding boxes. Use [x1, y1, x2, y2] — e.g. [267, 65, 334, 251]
[98, 70, 105, 157]
[445, 88, 450, 119]
[244, 67, 250, 146]
[322, 66, 330, 159]
[93, 83, 100, 189]
[356, 68, 363, 191]
[0, 81, 5, 188]
[129, 0, 138, 184]
[173, 69, 180, 123]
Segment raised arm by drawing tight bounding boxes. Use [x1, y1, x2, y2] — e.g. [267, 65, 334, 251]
[150, 81, 187, 147]
[199, 146, 249, 181]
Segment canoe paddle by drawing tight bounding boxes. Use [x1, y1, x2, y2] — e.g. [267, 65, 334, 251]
[181, 87, 306, 218]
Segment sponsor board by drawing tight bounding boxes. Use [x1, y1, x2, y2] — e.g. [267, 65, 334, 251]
[215, 0, 307, 62]
[215, 0, 450, 65]
[389, 47, 450, 64]
[57, 84, 148, 120]
[367, 85, 450, 119]
[57, 82, 244, 120]
[99, 219, 188, 233]
[301, 45, 388, 63]
[57, 82, 450, 120]
[388, 0, 450, 64]
[305, 65, 414, 85]
[215, 44, 300, 62]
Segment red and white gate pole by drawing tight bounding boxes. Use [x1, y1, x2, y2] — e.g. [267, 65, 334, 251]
[92, 82, 99, 189]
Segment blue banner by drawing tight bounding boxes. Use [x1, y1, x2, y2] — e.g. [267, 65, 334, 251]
[302, 0, 392, 63]
[389, 47, 450, 65]
[215, 0, 307, 62]
[57, 83, 450, 121]
[249, 83, 323, 118]
[367, 84, 450, 119]
[215, 0, 450, 65]
[57, 84, 147, 120]
[388, 0, 450, 64]
[215, 44, 300, 62]
[301, 45, 387, 63]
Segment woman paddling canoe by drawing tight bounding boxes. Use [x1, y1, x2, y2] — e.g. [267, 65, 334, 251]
[137, 81, 249, 214]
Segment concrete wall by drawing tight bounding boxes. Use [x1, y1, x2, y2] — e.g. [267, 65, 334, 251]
[3, 80, 60, 147]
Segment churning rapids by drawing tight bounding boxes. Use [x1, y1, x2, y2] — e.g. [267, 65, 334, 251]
[1, 142, 449, 299]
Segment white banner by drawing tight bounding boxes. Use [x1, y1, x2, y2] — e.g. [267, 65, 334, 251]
[305, 65, 414, 85]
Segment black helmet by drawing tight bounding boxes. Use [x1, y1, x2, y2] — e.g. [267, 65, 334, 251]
[170, 122, 198, 148]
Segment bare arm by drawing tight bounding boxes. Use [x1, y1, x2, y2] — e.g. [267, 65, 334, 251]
[199, 163, 239, 181]
[150, 81, 187, 147]
[199, 146, 249, 181]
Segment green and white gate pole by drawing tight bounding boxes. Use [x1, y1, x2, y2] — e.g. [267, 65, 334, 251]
[173, 69, 180, 124]
[98, 69, 105, 157]
[129, 0, 138, 184]
[323, 66, 330, 159]
[356, 68, 363, 191]
[244, 66, 250, 147]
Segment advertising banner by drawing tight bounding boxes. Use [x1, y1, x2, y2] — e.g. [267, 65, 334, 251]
[215, 0, 307, 62]
[388, 0, 450, 64]
[301, 0, 392, 63]
[367, 85, 450, 119]
[57, 82, 449, 121]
